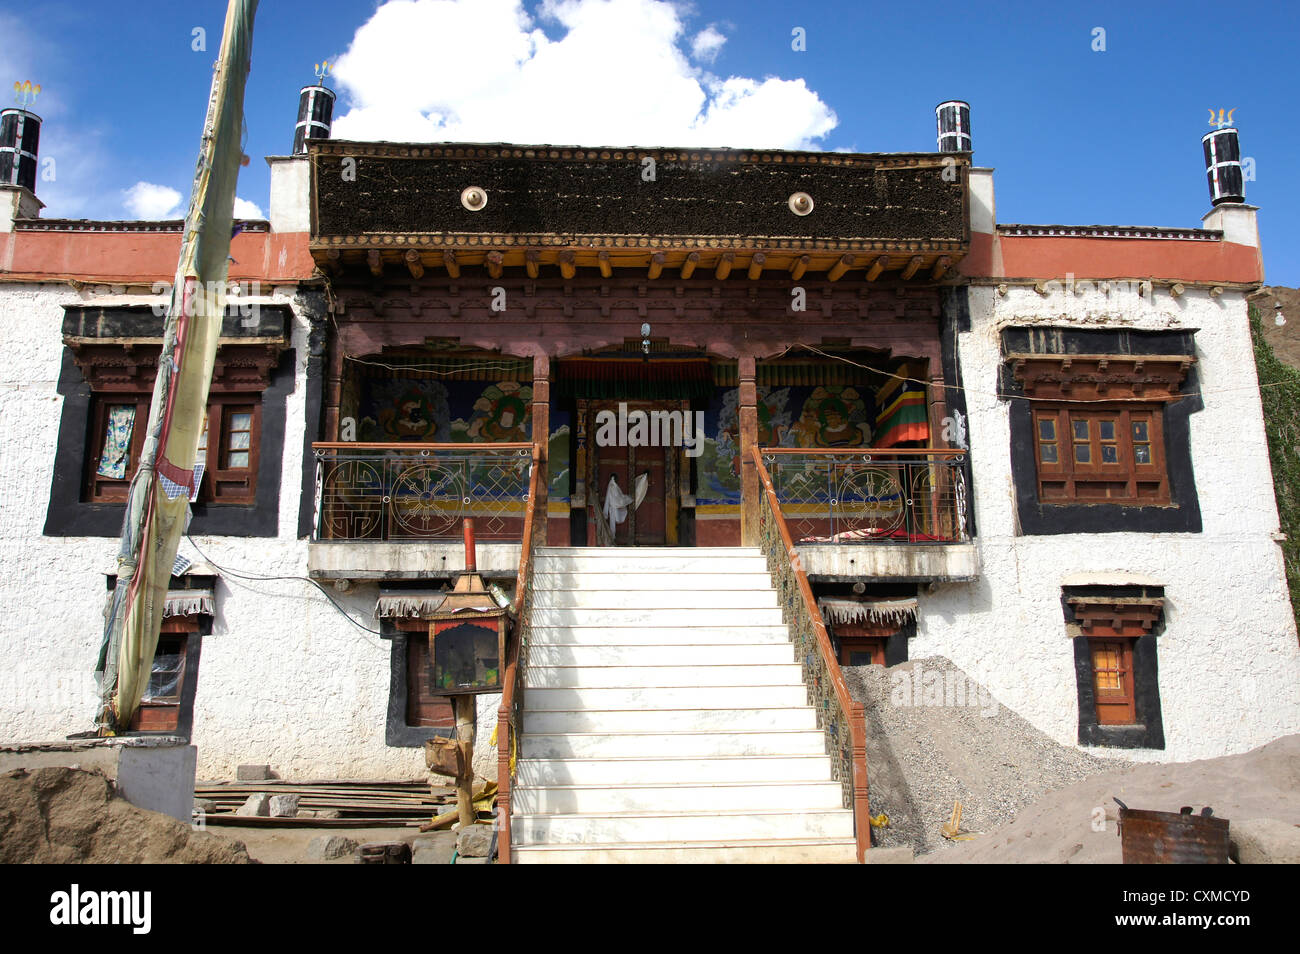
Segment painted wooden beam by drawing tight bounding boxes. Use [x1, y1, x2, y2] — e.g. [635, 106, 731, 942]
[444, 249, 460, 279]
[404, 249, 424, 280]
[525, 249, 540, 279]
[486, 250, 504, 280]
[930, 255, 951, 280]
[648, 252, 665, 280]
[680, 251, 700, 280]
[558, 249, 576, 280]
[901, 255, 923, 280]
[715, 251, 735, 280]
[367, 249, 383, 278]
[827, 253, 857, 282]
[597, 250, 612, 279]
[865, 255, 889, 281]
[747, 252, 766, 281]
[789, 254, 810, 281]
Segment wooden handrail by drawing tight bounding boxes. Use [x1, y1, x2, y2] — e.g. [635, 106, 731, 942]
[495, 442, 543, 864]
[758, 446, 966, 458]
[750, 444, 871, 862]
[312, 441, 534, 451]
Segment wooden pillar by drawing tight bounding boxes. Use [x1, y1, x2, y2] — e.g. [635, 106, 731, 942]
[738, 354, 759, 546]
[532, 354, 550, 546]
[453, 695, 475, 828]
[324, 331, 344, 441]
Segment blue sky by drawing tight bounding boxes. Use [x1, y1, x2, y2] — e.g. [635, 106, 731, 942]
[4, 0, 1296, 284]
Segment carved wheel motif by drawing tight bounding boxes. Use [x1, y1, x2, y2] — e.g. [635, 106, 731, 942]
[391, 463, 465, 536]
[834, 466, 904, 535]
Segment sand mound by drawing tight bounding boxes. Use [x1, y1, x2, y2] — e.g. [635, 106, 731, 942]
[0, 766, 253, 864]
[846, 656, 1114, 856]
[923, 734, 1300, 863]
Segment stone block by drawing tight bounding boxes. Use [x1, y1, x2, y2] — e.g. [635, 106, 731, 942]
[236, 764, 272, 781]
[456, 824, 494, 858]
[307, 835, 358, 860]
[235, 793, 270, 817]
[268, 794, 300, 817]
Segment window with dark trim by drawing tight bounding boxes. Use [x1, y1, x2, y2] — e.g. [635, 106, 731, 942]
[129, 619, 194, 733]
[404, 630, 453, 729]
[1033, 404, 1169, 504]
[87, 397, 264, 504]
[1000, 328, 1202, 535]
[1064, 585, 1166, 749]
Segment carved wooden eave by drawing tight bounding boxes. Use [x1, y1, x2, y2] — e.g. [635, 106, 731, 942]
[1007, 353, 1194, 401]
[308, 141, 970, 283]
[1067, 596, 1165, 634]
[65, 337, 288, 393]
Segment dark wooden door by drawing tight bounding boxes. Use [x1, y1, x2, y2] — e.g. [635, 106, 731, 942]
[590, 402, 668, 546]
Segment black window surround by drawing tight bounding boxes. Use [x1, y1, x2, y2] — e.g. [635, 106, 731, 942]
[999, 327, 1203, 535]
[44, 305, 294, 538]
[1063, 584, 1166, 750]
[380, 618, 455, 748]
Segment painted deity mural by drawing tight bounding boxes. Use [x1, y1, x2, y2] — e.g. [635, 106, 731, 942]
[697, 385, 878, 506]
[356, 378, 569, 504]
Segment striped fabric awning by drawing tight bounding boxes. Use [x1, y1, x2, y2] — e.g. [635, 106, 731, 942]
[555, 357, 714, 399]
[874, 362, 929, 447]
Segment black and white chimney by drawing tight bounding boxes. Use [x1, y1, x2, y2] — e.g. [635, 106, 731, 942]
[936, 101, 971, 153]
[1202, 125, 1244, 206]
[0, 104, 41, 192]
[293, 67, 336, 155]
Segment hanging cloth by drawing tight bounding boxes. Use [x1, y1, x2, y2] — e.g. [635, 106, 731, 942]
[603, 475, 634, 530]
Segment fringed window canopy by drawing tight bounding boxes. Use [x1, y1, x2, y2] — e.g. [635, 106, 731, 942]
[818, 597, 918, 627]
[375, 590, 448, 619]
[162, 589, 214, 619]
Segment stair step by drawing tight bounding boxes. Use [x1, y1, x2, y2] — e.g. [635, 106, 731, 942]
[516, 754, 833, 785]
[536, 556, 769, 574]
[532, 589, 777, 609]
[511, 808, 853, 844]
[532, 607, 786, 627]
[522, 729, 828, 758]
[527, 644, 795, 666]
[533, 572, 774, 590]
[525, 664, 803, 689]
[510, 780, 845, 814]
[528, 625, 791, 646]
[523, 685, 810, 711]
[511, 837, 857, 864]
[522, 707, 818, 733]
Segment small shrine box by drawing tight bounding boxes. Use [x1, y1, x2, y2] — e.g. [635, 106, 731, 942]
[427, 570, 507, 695]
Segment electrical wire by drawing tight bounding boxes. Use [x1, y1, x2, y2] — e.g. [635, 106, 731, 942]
[183, 535, 386, 640]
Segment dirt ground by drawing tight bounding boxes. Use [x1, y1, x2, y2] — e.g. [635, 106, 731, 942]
[925, 734, 1300, 863]
[0, 766, 253, 864]
[227, 824, 425, 864]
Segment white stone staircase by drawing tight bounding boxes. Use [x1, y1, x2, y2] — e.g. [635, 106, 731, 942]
[509, 546, 858, 864]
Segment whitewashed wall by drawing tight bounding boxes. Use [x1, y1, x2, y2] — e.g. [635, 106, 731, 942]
[919, 282, 1300, 761]
[0, 281, 498, 780]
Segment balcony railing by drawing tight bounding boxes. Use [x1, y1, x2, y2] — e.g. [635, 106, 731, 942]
[760, 448, 969, 545]
[311, 442, 534, 542]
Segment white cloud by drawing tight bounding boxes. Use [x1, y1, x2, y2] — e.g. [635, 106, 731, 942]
[330, 0, 836, 149]
[234, 197, 265, 219]
[122, 182, 182, 219]
[690, 25, 726, 64]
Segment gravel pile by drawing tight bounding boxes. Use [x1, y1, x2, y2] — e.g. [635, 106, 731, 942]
[843, 656, 1118, 857]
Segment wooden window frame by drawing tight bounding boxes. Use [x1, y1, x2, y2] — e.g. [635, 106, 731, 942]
[394, 618, 454, 729]
[1032, 403, 1169, 505]
[85, 394, 263, 505]
[128, 616, 198, 734]
[1088, 635, 1138, 726]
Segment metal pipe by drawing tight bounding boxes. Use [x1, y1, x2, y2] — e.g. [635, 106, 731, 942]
[463, 517, 477, 572]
